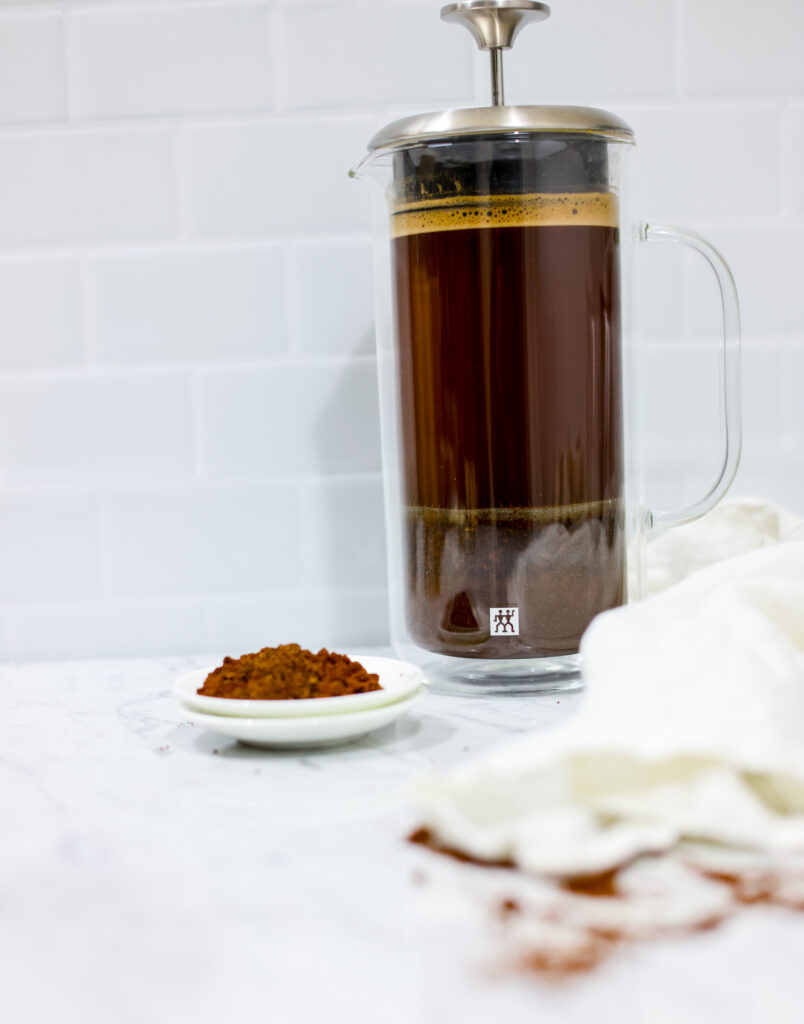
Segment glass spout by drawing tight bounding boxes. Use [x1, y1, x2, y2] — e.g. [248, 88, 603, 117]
[349, 150, 390, 188]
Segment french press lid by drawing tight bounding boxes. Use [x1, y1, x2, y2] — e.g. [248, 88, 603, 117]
[367, 0, 634, 153]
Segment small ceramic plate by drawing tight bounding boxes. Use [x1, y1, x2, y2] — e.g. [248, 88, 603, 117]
[184, 690, 422, 749]
[174, 655, 425, 718]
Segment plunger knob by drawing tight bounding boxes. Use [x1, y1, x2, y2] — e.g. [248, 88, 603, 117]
[440, 0, 551, 105]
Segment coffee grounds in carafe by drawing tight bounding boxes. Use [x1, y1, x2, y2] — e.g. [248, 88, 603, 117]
[406, 503, 624, 657]
[391, 151, 626, 659]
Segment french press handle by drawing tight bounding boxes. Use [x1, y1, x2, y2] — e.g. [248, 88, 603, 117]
[639, 224, 742, 531]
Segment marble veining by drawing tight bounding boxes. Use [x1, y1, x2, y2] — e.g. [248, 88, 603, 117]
[1, 652, 801, 1024]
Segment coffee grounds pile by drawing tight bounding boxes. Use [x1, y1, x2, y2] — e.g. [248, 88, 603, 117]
[198, 643, 381, 700]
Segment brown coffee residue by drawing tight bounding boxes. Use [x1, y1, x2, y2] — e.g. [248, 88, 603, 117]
[694, 867, 804, 911]
[560, 868, 621, 899]
[509, 909, 731, 982]
[516, 933, 617, 980]
[410, 827, 804, 981]
[699, 869, 776, 905]
[199, 643, 381, 700]
[409, 827, 514, 869]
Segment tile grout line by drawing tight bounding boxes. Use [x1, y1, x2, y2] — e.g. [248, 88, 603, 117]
[0, 217, 797, 262]
[0, 96, 799, 139]
[171, 123, 192, 240]
[778, 101, 794, 218]
[280, 240, 297, 356]
[60, 6, 78, 124]
[297, 478, 316, 589]
[0, 352, 379, 383]
[0, 470, 386, 499]
[0, 232, 374, 262]
[189, 366, 207, 482]
[0, 0, 267, 13]
[671, 0, 684, 100]
[77, 250, 98, 364]
[0, 229, 379, 259]
[96, 494, 114, 602]
[2, 603, 17, 662]
[779, 340, 796, 456]
[270, 0, 288, 116]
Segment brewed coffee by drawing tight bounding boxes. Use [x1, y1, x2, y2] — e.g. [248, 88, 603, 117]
[392, 192, 625, 658]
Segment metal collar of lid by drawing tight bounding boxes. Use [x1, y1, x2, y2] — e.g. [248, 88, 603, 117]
[367, 106, 635, 152]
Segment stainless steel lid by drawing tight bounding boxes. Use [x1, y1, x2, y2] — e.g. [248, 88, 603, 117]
[367, 1, 635, 154]
[368, 106, 635, 153]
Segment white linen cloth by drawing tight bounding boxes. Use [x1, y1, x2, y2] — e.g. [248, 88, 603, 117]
[645, 496, 804, 595]
[414, 500, 804, 877]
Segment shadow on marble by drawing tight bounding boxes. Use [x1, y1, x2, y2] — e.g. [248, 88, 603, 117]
[188, 710, 456, 760]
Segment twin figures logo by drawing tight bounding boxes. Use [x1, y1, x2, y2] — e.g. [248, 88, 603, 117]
[490, 607, 519, 637]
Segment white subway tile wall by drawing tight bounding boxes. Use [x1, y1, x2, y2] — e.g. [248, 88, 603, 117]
[617, 103, 780, 218]
[180, 117, 374, 235]
[300, 475, 387, 588]
[101, 483, 301, 598]
[0, 127, 177, 246]
[0, 0, 800, 661]
[679, 0, 804, 96]
[286, 238, 374, 355]
[500, 0, 676, 103]
[0, 255, 83, 369]
[197, 360, 381, 477]
[70, 5, 275, 119]
[90, 244, 286, 363]
[0, 371, 194, 483]
[0, 493, 101, 602]
[280, 2, 473, 110]
[0, 13, 67, 124]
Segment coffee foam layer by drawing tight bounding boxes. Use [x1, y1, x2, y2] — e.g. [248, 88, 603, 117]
[390, 192, 618, 239]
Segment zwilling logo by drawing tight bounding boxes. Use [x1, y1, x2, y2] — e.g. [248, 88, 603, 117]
[490, 607, 519, 636]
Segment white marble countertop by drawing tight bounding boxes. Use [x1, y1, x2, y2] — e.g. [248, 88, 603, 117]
[2, 652, 802, 1024]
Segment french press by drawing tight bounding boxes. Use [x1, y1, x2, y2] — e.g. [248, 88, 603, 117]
[352, 0, 741, 693]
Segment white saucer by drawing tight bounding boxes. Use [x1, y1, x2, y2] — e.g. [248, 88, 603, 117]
[184, 690, 422, 749]
[174, 655, 424, 718]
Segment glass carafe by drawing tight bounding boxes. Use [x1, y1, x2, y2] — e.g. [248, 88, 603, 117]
[352, 1, 741, 693]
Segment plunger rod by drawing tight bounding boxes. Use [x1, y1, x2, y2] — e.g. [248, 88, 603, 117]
[490, 47, 504, 105]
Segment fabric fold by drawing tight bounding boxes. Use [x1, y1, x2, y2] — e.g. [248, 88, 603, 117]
[413, 500, 804, 877]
